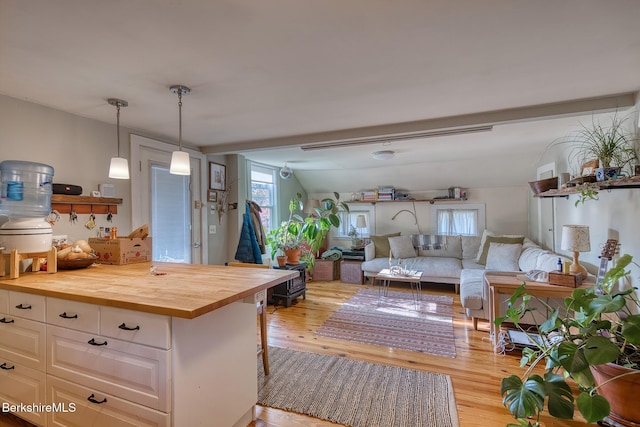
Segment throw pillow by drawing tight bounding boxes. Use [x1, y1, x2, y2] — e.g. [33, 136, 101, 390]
[476, 232, 525, 265]
[475, 230, 524, 263]
[369, 232, 401, 258]
[485, 242, 523, 271]
[388, 235, 417, 259]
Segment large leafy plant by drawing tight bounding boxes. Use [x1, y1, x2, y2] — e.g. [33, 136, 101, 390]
[266, 192, 349, 273]
[497, 254, 640, 426]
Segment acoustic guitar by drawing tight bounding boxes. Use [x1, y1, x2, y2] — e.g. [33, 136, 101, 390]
[596, 238, 619, 290]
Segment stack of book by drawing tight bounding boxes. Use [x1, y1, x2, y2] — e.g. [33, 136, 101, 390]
[377, 186, 395, 201]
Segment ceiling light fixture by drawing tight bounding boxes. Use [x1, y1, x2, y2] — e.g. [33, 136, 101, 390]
[169, 85, 191, 175]
[279, 163, 293, 179]
[371, 150, 395, 160]
[107, 98, 130, 179]
[300, 125, 493, 151]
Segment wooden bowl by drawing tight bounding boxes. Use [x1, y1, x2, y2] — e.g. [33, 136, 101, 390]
[528, 177, 558, 194]
[57, 257, 98, 270]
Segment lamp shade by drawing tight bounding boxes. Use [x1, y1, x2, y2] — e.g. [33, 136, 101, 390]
[356, 214, 367, 228]
[561, 225, 590, 252]
[169, 151, 191, 175]
[108, 157, 130, 179]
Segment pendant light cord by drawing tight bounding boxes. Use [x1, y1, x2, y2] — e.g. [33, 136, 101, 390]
[116, 103, 121, 156]
[178, 89, 183, 151]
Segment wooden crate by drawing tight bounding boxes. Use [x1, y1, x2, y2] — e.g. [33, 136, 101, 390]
[340, 261, 363, 284]
[313, 259, 340, 281]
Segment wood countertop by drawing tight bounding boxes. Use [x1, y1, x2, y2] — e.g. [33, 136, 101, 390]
[0, 262, 298, 319]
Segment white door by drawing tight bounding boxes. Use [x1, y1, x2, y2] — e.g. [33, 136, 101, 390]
[131, 135, 206, 264]
[537, 163, 555, 251]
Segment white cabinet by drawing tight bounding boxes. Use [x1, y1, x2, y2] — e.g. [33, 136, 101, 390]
[47, 376, 169, 427]
[46, 325, 170, 411]
[0, 290, 47, 426]
[46, 298, 99, 334]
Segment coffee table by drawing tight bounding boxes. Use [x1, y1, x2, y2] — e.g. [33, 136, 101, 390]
[374, 268, 424, 308]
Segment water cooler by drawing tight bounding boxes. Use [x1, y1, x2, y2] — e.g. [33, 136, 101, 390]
[0, 160, 55, 254]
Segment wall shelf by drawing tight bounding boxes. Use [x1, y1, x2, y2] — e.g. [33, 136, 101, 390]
[534, 175, 640, 198]
[348, 198, 467, 205]
[51, 195, 122, 214]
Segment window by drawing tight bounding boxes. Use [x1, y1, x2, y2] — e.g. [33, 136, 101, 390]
[431, 203, 485, 236]
[336, 204, 375, 239]
[248, 162, 277, 232]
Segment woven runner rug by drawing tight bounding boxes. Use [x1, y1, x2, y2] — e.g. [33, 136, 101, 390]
[258, 346, 460, 427]
[315, 288, 456, 357]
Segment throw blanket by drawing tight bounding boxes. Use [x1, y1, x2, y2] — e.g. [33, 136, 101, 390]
[321, 249, 342, 260]
[410, 234, 448, 250]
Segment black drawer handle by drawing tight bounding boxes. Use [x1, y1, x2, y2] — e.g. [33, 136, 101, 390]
[0, 318, 14, 324]
[118, 322, 140, 331]
[87, 338, 108, 346]
[15, 304, 32, 310]
[0, 362, 15, 370]
[59, 312, 78, 319]
[87, 394, 107, 404]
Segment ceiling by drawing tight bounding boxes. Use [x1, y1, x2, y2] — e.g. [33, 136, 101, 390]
[1, 0, 639, 193]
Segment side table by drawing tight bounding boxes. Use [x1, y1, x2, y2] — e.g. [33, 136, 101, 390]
[272, 263, 307, 307]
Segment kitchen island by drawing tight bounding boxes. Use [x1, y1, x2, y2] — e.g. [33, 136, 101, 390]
[0, 262, 297, 427]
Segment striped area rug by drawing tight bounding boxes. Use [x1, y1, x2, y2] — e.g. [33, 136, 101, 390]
[258, 346, 459, 427]
[315, 288, 456, 357]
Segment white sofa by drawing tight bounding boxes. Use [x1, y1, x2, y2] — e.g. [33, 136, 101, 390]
[361, 232, 572, 330]
[460, 239, 571, 329]
[361, 234, 485, 293]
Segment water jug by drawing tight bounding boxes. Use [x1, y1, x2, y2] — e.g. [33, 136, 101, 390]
[0, 160, 54, 218]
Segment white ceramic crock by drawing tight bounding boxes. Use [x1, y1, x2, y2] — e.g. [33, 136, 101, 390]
[0, 216, 53, 254]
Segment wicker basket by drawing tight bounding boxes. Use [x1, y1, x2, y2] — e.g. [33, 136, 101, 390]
[528, 177, 558, 194]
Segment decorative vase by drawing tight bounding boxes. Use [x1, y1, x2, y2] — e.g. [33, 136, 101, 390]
[283, 247, 302, 265]
[591, 363, 640, 426]
[276, 255, 288, 267]
[595, 167, 620, 182]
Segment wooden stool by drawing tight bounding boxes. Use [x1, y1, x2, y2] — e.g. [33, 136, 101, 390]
[227, 261, 270, 375]
[0, 247, 57, 278]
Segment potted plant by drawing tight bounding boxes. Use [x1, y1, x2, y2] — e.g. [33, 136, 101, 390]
[567, 114, 638, 182]
[497, 254, 640, 426]
[266, 192, 349, 274]
[266, 193, 307, 265]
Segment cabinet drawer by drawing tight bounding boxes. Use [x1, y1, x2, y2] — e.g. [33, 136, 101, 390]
[47, 298, 100, 334]
[0, 289, 8, 314]
[0, 316, 46, 370]
[100, 307, 170, 349]
[47, 326, 171, 412]
[47, 376, 170, 427]
[0, 360, 47, 427]
[9, 292, 46, 322]
[47, 376, 171, 427]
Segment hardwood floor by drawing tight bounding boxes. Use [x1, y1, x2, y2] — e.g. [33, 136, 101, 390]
[1, 280, 586, 427]
[251, 279, 587, 427]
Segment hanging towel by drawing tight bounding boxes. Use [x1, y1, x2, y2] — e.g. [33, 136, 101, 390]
[234, 202, 264, 264]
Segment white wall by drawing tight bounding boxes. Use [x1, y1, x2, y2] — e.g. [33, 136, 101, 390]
[0, 95, 132, 242]
[312, 186, 530, 248]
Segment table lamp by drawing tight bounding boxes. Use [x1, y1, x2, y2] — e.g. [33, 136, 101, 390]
[560, 224, 590, 279]
[356, 215, 367, 245]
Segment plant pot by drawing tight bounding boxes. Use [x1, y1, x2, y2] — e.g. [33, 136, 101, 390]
[595, 167, 620, 182]
[591, 363, 640, 426]
[284, 247, 302, 265]
[276, 255, 288, 267]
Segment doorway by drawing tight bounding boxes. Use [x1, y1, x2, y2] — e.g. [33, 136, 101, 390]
[536, 163, 556, 251]
[130, 134, 206, 264]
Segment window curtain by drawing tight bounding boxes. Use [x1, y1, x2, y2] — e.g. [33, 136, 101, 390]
[437, 209, 478, 236]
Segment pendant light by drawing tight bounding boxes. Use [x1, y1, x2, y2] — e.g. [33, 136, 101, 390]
[107, 98, 130, 179]
[169, 85, 191, 175]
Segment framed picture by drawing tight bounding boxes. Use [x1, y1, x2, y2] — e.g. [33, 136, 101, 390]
[209, 162, 226, 190]
[207, 189, 218, 203]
